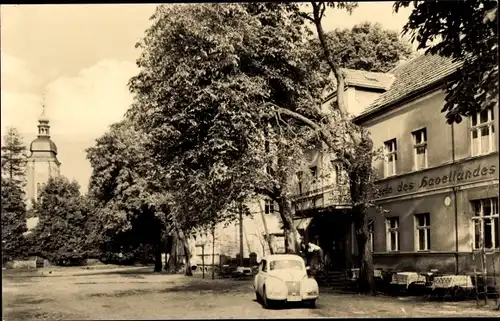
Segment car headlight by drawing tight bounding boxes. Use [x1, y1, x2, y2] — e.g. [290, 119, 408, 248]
[266, 278, 287, 295]
[301, 278, 319, 295]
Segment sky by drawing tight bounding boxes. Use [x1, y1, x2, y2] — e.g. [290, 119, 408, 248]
[0, 3, 414, 193]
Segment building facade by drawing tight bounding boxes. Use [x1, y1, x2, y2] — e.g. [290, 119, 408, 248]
[353, 54, 499, 275]
[188, 197, 284, 266]
[290, 54, 499, 277]
[289, 68, 395, 270]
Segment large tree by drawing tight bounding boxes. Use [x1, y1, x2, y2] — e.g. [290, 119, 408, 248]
[30, 176, 92, 266]
[1, 177, 28, 264]
[394, 0, 498, 124]
[1, 127, 28, 187]
[127, 3, 336, 257]
[86, 120, 171, 272]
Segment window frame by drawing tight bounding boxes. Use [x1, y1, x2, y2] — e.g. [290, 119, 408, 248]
[470, 107, 496, 156]
[385, 217, 400, 252]
[264, 199, 275, 215]
[414, 213, 431, 251]
[384, 139, 397, 177]
[412, 128, 428, 170]
[296, 171, 303, 194]
[331, 161, 345, 185]
[309, 166, 318, 182]
[471, 198, 499, 250]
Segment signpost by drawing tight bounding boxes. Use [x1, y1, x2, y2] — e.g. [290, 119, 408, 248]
[195, 240, 207, 279]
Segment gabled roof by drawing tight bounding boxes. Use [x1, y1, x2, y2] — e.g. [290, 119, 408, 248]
[343, 68, 396, 91]
[322, 69, 395, 102]
[356, 54, 463, 120]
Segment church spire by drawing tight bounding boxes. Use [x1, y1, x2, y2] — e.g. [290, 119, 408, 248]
[37, 94, 50, 138]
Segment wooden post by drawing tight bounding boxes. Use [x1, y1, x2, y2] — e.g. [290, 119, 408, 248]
[239, 202, 244, 267]
[212, 224, 215, 280]
[202, 245, 205, 279]
[258, 200, 274, 255]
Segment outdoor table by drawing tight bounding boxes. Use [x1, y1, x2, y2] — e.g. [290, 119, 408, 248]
[426, 275, 474, 300]
[391, 272, 426, 288]
[432, 275, 474, 289]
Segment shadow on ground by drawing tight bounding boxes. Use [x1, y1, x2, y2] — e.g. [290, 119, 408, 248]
[163, 279, 251, 293]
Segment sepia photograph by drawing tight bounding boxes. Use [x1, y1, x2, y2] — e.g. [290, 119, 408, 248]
[1, 1, 499, 319]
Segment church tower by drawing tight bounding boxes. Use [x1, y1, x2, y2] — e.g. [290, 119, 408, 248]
[25, 98, 61, 208]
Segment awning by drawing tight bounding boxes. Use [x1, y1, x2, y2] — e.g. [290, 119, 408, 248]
[293, 217, 313, 231]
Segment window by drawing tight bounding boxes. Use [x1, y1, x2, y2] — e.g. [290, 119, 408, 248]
[296, 171, 303, 194]
[385, 217, 400, 251]
[470, 108, 496, 156]
[368, 221, 374, 252]
[262, 260, 267, 272]
[415, 213, 431, 251]
[471, 198, 499, 250]
[270, 260, 303, 271]
[412, 128, 428, 170]
[384, 139, 397, 177]
[331, 161, 344, 185]
[264, 199, 275, 214]
[309, 166, 318, 181]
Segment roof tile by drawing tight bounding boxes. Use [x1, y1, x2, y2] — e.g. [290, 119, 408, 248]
[360, 54, 463, 116]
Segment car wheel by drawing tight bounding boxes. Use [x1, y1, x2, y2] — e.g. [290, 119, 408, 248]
[263, 287, 273, 309]
[305, 299, 316, 309]
[255, 291, 262, 303]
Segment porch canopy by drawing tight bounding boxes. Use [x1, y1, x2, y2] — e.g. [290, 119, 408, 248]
[292, 217, 313, 231]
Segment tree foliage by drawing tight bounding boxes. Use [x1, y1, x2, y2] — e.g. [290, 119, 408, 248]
[30, 177, 92, 266]
[127, 3, 332, 254]
[86, 120, 169, 271]
[1, 127, 28, 187]
[1, 177, 28, 263]
[394, 0, 498, 124]
[311, 21, 413, 73]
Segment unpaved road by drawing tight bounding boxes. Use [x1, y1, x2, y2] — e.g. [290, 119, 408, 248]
[2, 266, 499, 320]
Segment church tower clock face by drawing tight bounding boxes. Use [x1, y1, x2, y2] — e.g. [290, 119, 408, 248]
[25, 96, 61, 208]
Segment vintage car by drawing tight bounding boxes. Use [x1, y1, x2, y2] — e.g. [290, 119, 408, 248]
[253, 254, 319, 309]
[232, 266, 253, 279]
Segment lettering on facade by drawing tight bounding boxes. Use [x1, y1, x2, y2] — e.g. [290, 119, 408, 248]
[378, 164, 496, 198]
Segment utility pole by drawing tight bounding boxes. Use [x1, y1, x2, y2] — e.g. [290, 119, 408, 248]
[239, 202, 244, 267]
[201, 244, 205, 279]
[212, 224, 215, 280]
[258, 201, 273, 255]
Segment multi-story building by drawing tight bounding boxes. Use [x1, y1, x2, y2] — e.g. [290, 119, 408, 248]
[353, 54, 499, 275]
[291, 54, 499, 276]
[290, 68, 396, 271]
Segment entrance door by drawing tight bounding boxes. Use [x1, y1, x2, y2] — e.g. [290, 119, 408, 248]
[329, 232, 346, 270]
[321, 219, 348, 271]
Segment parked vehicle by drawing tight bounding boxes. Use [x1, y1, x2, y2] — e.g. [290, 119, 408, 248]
[253, 254, 319, 309]
[232, 266, 252, 279]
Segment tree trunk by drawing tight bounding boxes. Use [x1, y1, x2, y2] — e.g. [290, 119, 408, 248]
[348, 136, 376, 294]
[154, 242, 162, 272]
[278, 197, 301, 254]
[354, 206, 375, 295]
[166, 232, 178, 273]
[177, 227, 193, 276]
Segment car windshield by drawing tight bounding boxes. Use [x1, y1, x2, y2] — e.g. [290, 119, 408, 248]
[269, 259, 303, 271]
